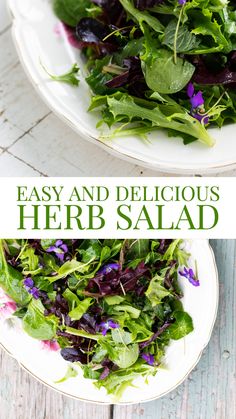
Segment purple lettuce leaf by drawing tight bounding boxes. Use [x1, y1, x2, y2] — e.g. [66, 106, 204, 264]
[91, 0, 126, 26]
[192, 55, 236, 87]
[75, 18, 119, 56]
[85, 261, 150, 297]
[139, 319, 174, 349]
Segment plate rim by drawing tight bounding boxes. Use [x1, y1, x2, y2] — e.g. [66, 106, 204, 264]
[7, 0, 236, 175]
[0, 241, 219, 405]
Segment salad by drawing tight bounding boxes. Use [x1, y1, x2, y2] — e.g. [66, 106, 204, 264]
[50, 0, 236, 147]
[0, 239, 198, 399]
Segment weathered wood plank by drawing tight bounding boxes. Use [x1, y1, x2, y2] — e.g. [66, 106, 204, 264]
[8, 113, 161, 177]
[0, 151, 42, 176]
[0, 0, 11, 34]
[0, 28, 18, 78]
[113, 240, 236, 419]
[0, 23, 165, 176]
[0, 59, 50, 149]
[0, 349, 111, 419]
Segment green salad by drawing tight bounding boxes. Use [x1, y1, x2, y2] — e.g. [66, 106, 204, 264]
[0, 239, 199, 399]
[49, 0, 236, 147]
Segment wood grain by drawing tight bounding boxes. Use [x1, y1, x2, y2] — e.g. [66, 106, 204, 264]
[0, 350, 112, 419]
[0, 240, 235, 419]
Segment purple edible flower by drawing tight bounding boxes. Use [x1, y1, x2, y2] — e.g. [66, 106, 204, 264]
[179, 267, 200, 287]
[99, 263, 120, 275]
[46, 240, 69, 262]
[23, 277, 34, 290]
[99, 366, 110, 380]
[178, 0, 186, 4]
[23, 277, 40, 299]
[141, 353, 155, 366]
[187, 83, 209, 124]
[29, 287, 40, 299]
[100, 319, 119, 336]
[190, 91, 204, 109]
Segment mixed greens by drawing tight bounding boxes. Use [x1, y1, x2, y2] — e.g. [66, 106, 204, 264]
[50, 0, 236, 147]
[0, 239, 198, 398]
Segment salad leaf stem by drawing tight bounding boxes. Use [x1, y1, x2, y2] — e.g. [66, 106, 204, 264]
[174, 5, 185, 64]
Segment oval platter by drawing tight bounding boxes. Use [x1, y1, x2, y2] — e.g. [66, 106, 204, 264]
[0, 240, 219, 405]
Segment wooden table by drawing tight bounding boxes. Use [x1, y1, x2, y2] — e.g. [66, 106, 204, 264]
[0, 240, 235, 419]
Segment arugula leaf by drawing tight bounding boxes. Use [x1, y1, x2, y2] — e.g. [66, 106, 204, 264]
[18, 245, 40, 275]
[0, 240, 31, 306]
[79, 241, 102, 263]
[126, 239, 150, 260]
[119, 0, 164, 33]
[105, 94, 215, 146]
[125, 319, 153, 342]
[68, 298, 93, 320]
[63, 288, 80, 310]
[86, 57, 114, 95]
[95, 361, 153, 399]
[42, 63, 80, 87]
[23, 299, 58, 340]
[191, 8, 231, 54]
[104, 295, 126, 305]
[47, 259, 93, 282]
[110, 304, 141, 319]
[55, 366, 78, 383]
[145, 275, 171, 307]
[41, 239, 56, 250]
[53, 0, 91, 27]
[65, 326, 102, 341]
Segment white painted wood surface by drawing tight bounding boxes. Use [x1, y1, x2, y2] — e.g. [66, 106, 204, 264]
[0, 0, 236, 176]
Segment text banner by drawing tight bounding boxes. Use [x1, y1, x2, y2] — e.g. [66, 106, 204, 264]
[0, 177, 234, 238]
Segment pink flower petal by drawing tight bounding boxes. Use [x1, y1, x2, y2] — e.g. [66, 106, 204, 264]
[0, 301, 17, 319]
[54, 22, 82, 49]
[41, 340, 60, 352]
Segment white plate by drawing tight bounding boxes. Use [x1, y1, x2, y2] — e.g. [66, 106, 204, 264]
[0, 240, 218, 405]
[7, 0, 236, 174]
